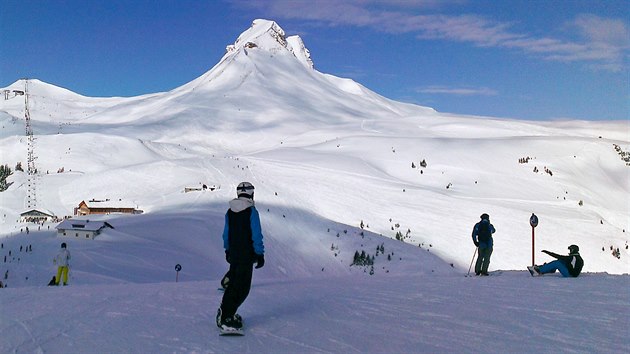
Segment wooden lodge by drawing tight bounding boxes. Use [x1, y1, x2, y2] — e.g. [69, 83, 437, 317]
[20, 208, 56, 223]
[74, 200, 143, 216]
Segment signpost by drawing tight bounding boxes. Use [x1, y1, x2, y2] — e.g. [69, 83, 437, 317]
[175, 264, 182, 282]
[529, 213, 539, 266]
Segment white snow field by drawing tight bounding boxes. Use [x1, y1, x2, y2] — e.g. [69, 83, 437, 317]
[1, 19, 629, 353]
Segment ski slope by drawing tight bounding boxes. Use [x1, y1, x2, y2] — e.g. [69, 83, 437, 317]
[1, 19, 629, 353]
[2, 273, 628, 353]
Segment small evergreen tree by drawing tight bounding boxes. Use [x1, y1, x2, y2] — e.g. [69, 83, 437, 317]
[0, 164, 13, 192]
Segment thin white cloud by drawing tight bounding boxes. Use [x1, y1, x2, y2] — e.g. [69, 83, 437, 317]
[232, 0, 629, 72]
[417, 86, 498, 96]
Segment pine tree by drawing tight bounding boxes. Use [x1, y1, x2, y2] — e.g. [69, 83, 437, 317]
[0, 164, 13, 192]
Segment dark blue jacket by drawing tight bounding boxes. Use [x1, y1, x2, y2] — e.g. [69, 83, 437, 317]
[472, 219, 496, 248]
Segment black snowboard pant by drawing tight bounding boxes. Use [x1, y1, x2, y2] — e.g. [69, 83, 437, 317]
[220, 262, 253, 319]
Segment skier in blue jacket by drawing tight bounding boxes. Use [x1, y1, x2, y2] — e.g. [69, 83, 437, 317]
[216, 182, 265, 333]
[471, 213, 496, 276]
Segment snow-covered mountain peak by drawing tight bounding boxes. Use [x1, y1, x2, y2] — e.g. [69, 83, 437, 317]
[287, 35, 314, 69]
[225, 19, 313, 69]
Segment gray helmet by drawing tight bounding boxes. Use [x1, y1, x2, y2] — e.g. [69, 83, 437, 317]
[236, 182, 254, 198]
[568, 245, 579, 254]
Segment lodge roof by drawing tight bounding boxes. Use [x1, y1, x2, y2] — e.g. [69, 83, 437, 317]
[20, 208, 55, 217]
[79, 200, 136, 209]
[56, 219, 114, 232]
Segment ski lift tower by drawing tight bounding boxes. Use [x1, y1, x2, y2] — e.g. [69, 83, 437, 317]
[23, 79, 38, 208]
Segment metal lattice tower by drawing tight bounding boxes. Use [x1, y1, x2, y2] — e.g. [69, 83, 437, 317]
[24, 79, 38, 208]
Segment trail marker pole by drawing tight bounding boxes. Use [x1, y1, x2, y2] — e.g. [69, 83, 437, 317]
[529, 213, 538, 266]
[175, 264, 182, 282]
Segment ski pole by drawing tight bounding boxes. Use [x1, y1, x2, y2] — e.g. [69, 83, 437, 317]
[467, 247, 478, 276]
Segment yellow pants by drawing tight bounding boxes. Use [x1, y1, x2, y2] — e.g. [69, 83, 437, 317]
[56, 266, 69, 285]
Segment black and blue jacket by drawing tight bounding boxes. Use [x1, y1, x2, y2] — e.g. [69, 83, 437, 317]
[222, 197, 264, 264]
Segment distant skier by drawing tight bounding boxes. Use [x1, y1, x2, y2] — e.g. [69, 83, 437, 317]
[528, 245, 584, 277]
[216, 182, 265, 334]
[471, 213, 496, 276]
[53, 242, 71, 286]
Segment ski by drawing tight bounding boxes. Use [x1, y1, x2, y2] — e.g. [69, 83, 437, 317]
[466, 270, 503, 277]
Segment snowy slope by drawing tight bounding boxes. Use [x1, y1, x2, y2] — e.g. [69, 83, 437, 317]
[1, 274, 628, 354]
[0, 18, 629, 353]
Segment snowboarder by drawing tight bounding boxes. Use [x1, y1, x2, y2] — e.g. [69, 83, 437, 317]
[216, 182, 265, 334]
[471, 213, 496, 276]
[53, 242, 71, 286]
[528, 245, 583, 277]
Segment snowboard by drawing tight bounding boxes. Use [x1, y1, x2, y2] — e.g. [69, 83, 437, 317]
[527, 266, 541, 277]
[219, 327, 244, 336]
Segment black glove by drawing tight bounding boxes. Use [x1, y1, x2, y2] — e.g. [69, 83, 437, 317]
[474, 241, 479, 247]
[225, 250, 231, 264]
[254, 254, 265, 269]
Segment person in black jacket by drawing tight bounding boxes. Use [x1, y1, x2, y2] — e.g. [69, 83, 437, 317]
[471, 213, 496, 276]
[528, 245, 584, 277]
[216, 182, 265, 333]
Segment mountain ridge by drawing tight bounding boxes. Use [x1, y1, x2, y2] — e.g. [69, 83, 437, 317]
[0, 19, 628, 276]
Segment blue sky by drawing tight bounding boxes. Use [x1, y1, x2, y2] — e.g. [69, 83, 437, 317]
[1, 0, 628, 121]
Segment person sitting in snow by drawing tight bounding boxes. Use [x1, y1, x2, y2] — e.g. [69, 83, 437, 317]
[471, 213, 496, 276]
[53, 242, 71, 286]
[216, 182, 265, 332]
[528, 245, 584, 277]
